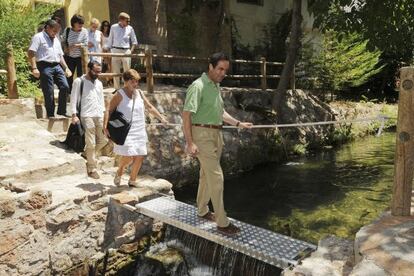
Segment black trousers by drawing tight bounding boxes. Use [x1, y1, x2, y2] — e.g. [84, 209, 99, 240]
[37, 61, 69, 117]
[64, 55, 83, 93]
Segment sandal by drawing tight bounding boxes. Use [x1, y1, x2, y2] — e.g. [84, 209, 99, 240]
[114, 174, 121, 186]
[128, 180, 139, 187]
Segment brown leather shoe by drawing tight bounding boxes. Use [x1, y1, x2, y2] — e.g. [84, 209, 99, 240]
[217, 223, 240, 236]
[88, 171, 100, 179]
[199, 211, 215, 222]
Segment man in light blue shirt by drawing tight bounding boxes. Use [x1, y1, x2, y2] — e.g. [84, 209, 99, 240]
[105, 12, 138, 89]
[28, 19, 72, 118]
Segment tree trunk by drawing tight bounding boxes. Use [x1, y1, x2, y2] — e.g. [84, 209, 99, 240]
[216, 0, 232, 56]
[272, 0, 302, 111]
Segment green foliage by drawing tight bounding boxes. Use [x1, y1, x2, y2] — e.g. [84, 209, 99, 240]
[256, 11, 291, 62]
[0, 0, 57, 57]
[0, 0, 57, 98]
[232, 11, 291, 61]
[292, 143, 307, 156]
[299, 31, 384, 92]
[167, 14, 198, 55]
[13, 48, 42, 99]
[308, 0, 414, 65]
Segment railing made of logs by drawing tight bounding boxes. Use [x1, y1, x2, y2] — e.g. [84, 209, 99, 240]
[1, 43, 18, 99]
[83, 47, 286, 93]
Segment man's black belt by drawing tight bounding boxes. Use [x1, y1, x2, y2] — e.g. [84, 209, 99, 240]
[112, 46, 130, 50]
[37, 61, 60, 66]
[193, 124, 223, 129]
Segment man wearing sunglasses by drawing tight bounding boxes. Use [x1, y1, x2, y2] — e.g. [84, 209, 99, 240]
[70, 60, 107, 179]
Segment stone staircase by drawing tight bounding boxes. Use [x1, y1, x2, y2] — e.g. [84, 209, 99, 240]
[0, 98, 173, 275]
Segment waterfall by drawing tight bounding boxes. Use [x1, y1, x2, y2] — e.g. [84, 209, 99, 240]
[133, 226, 281, 276]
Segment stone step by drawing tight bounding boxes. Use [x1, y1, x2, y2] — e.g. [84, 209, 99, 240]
[35, 101, 71, 119]
[11, 171, 173, 209]
[37, 118, 70, 133]
[0, 121, 85, 184]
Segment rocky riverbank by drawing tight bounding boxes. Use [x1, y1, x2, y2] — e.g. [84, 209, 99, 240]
[0, 99, 173, 275]
[139, 86, 397, 187]
[0, 87, 399, 275]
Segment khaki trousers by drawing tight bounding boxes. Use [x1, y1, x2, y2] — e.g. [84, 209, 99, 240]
[111, 48, 131, 89]
[192, 126, 229, 227]
[81, 117, 107, 173]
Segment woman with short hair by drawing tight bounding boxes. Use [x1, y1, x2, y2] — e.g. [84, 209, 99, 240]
[88, 18, 104, 63]
[104, 69, 168, 187]
[62, 14, 88, 93]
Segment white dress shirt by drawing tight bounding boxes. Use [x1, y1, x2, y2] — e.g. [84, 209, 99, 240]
[28, 31, 63, 63]
[71, 75, 105, 118]
[106, 23, 138, 49]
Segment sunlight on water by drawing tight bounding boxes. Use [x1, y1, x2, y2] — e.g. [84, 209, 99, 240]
[175, 132, 396, 244]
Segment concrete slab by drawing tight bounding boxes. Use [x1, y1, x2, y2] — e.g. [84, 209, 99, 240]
[0, 99, 36, 121]
[0, 121, 85, 182]
[21, 171, 172, 208]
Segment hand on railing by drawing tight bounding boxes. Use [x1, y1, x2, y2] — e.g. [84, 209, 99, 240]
[238, 122, 253, 129]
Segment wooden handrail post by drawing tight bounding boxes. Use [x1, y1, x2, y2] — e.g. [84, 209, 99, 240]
[260, 57, 267, 91]
[81, 46, 89, 74]
[145, 49, 154, 93]
[6, 43, 18, 99]
[391, 66, 414, 216]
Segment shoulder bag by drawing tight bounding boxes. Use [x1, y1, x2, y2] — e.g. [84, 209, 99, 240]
[107, 90, 136, 145]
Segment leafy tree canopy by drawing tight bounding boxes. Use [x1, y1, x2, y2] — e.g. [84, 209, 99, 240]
[308, 0, 414, 64]
[300, 31, 384, 92]
[0, 0, 57, 58]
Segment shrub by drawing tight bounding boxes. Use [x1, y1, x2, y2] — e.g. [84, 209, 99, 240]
[0, 0, 57, 98]
[298, 31, 385, 93]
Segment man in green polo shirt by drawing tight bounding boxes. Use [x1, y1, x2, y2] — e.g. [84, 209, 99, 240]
[182, 52, 253, 235]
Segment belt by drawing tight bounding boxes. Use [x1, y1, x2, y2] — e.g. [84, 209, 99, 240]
[37, 61, 60, 66]
[112, 46, 130, 50]
[193, 124, 223, 129]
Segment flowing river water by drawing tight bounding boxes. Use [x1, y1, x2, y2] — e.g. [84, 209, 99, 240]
[176, 132, 396, 244]
[129, 132, 396, 275]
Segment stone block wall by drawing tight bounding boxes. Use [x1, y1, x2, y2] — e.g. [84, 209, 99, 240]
[140, 86, 335, 187]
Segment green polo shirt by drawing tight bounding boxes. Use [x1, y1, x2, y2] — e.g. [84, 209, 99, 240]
[183, 73, 224, 125]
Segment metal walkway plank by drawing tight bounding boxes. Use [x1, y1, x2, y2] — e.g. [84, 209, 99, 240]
[136, 196, 316, 269]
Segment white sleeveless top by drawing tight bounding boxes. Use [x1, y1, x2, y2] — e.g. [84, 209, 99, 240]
[113, 89, 148, 156]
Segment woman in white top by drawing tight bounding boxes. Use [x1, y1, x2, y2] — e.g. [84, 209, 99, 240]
[62, 14, 88, 93]
[88, 18, 103, 63]
[105, 69, 168, 187]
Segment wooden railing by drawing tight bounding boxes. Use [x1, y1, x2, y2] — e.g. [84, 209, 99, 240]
[392, 66, 413, 216]
[82, 47, 286, 93]
[1, 43, 18, 99]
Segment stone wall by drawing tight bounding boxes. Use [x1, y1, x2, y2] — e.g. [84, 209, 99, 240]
[139, 86, 336, 187]
[0, 180, 172, 275]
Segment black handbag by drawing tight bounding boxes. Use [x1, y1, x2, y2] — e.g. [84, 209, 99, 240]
[63, 79, 85, 152]
[107, 90, 136, 145]
[64, 122, 85, 153]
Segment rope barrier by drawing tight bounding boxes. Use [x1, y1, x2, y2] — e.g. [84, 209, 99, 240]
[146, 115, 391, 136]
